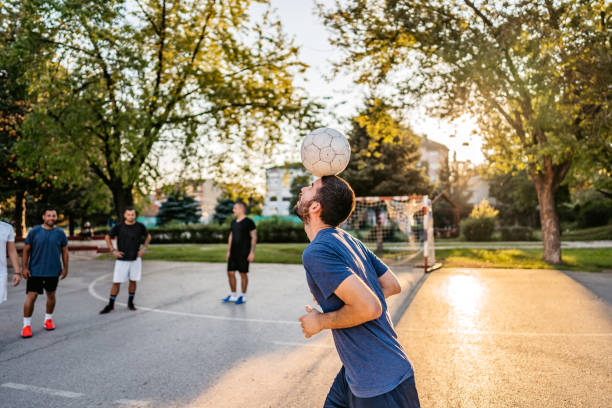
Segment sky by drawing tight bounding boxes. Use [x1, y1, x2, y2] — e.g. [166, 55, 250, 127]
[268, 0, 485, 165]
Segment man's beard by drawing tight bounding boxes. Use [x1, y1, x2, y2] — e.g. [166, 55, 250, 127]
[293, 198, 313, 224]
[44, 220, 55, 227]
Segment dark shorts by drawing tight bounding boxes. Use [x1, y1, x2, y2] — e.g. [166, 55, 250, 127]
[26, 276, 59, 294]
[324, 367, 420, 408]
[227, 255, 249, 273]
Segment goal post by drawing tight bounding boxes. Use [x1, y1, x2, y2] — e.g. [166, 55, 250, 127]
[341, 195, 436, 273]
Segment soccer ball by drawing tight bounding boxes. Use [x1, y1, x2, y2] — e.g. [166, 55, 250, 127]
[300, 128, 351, 177]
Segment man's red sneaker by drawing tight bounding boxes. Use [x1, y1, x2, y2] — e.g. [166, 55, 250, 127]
[44, 319, 55, 331]
[21, 325, 32, 338]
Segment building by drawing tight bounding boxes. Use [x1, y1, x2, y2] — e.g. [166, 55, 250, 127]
[419, 137, 449, 183]
[263, 167, 311, 216]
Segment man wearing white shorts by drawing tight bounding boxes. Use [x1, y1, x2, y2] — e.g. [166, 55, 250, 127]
[99, 207, 151, 314]
[1, 220, 21, 304]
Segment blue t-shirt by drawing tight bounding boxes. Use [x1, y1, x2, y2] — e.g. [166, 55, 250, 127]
[24, 226, 68, 277]
[302, 228, 414, 398]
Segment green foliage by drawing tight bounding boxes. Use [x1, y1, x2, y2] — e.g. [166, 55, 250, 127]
[342, 99, 431, 196]
[499, 226, 535, 241]
[156, 193, 202, 226]
[577, 200, 612, 228]
[149, 224, 228, 244]
[253, 216, 307, 243]
[461, 217, 496, 242]
[217, 182, 263, 215]
[213, 198, 235, 224]
[8, 0, 319, 218]
[321, 0, 611, 262]
[289, 173, 312, 209]
[435, 153, 475, 218]
[469, 200, 499, 220]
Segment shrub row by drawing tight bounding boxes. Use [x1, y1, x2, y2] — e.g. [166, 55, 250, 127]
[460, 217, 496, 241]
[499, 226, 535, 241]
[95, 218, 309, 244]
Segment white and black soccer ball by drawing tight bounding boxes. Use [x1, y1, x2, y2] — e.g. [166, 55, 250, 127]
[300, 128, 351, 177]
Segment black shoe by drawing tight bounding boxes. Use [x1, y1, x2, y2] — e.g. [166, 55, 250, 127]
[99, 304, 114, 314]
[127, 302, 137, 311]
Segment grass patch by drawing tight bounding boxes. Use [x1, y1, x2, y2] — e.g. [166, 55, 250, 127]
[99, 243, 308, 264]
[99, 244, 612, 272]
[560, 224, 612, 241]
[436, 248, 612, 272]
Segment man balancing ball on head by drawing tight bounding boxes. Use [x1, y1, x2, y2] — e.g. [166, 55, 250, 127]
[100, 207, 151, 314]
[295, 176, 420, 408]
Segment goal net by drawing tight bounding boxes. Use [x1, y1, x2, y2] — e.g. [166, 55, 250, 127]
[341, 195, 435, 272]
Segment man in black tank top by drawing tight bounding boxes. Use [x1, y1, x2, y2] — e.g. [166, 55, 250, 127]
[222, 202, 257, 305]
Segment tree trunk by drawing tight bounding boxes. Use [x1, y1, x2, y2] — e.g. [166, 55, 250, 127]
[534, 179, 562, 264]
[111, 184, 134, 221]
[13, 191, 26, 238]
[68, 213, 75, 237]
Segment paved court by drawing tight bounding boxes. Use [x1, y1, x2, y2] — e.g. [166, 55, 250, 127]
[0, 259, 422, 408]
[398, 268, 612, 408]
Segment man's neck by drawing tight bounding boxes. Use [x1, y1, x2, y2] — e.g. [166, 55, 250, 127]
[42, 224, 54, 230]
[305, 219, 333, 242]
[124, 220, 136, 225]
[236, 215, 246, 222]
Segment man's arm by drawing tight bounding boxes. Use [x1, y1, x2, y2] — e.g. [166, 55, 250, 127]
[138, 234, 152, 258]
[105, 234, 123, 258]
[21, 244, 31, 279]
[7, 242, 21, 286]
[226, 232, 232, 261]
[299, 275, 382, 338]
[247, 229, 257, 262]
[60, 245, 69, 279]
[378, 269, 401, 298]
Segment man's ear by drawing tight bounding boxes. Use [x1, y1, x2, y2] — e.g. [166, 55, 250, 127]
[309, 201, 322, 215]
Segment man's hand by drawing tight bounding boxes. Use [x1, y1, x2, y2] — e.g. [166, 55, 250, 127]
[22, 268, 31, 279]
[298, 305, 323, 338]
[12, 274, 21, 286]
[112, 249, 124, 259]
[226, 251, 230, 261]
[247, 252, 254, 262]
[60, 268, 68, 280]
[137, 248, 146, 258]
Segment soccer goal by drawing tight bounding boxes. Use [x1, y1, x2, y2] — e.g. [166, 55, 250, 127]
[342, 195, 436, 273]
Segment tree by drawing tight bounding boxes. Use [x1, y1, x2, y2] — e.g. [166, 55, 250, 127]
[11, 0, 317, 219]
[217, 182, 263, 215]
[342, 99, 431, 197]
[156, 192, 202, 226]
[435, 152, 475, 218]
[213, 198, 235, 224]
[321, 0, 611, 263]
[487, 170, 539, 227]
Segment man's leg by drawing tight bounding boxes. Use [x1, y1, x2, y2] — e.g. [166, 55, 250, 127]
[44, 290, 56, 330]
[100, 282, 120, 314]
[222, 270, 239, 302]
[127, 280, 137, 310]
[324, 367, 349, 408]
[239, 273, 248, 294]
[22, 291, 38, 338]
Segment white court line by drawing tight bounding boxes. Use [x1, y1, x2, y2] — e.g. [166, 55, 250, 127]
[115, 399, 152, 407]
[1, 382, 84, 398]
[272, 341, 335, 349]
[401, 328, 612, 337]
[88, 274, 299, 325]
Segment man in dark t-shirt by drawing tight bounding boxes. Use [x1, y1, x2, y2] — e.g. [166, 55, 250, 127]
[222, 202, 257, 305]
[99, 207, 151, 314]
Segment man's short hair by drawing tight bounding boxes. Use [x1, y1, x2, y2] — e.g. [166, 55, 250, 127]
[124, 207, 136, 214]
[315, 176, 355, 227]
[235, 201, 247, 210]
[42, 207, 57, 215]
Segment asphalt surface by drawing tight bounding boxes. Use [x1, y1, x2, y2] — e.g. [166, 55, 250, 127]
[397, 268, 612, 408]
[1, 261, 610, 407]
[0, 259, 422, 408]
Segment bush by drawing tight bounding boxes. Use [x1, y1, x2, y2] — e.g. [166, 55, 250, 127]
[149, 224, 228, 244]
[255, 217, 308, 243]
[499, 226, 534, 241]
[461, 217, 496, 241]
[577, 200, 612, 228]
